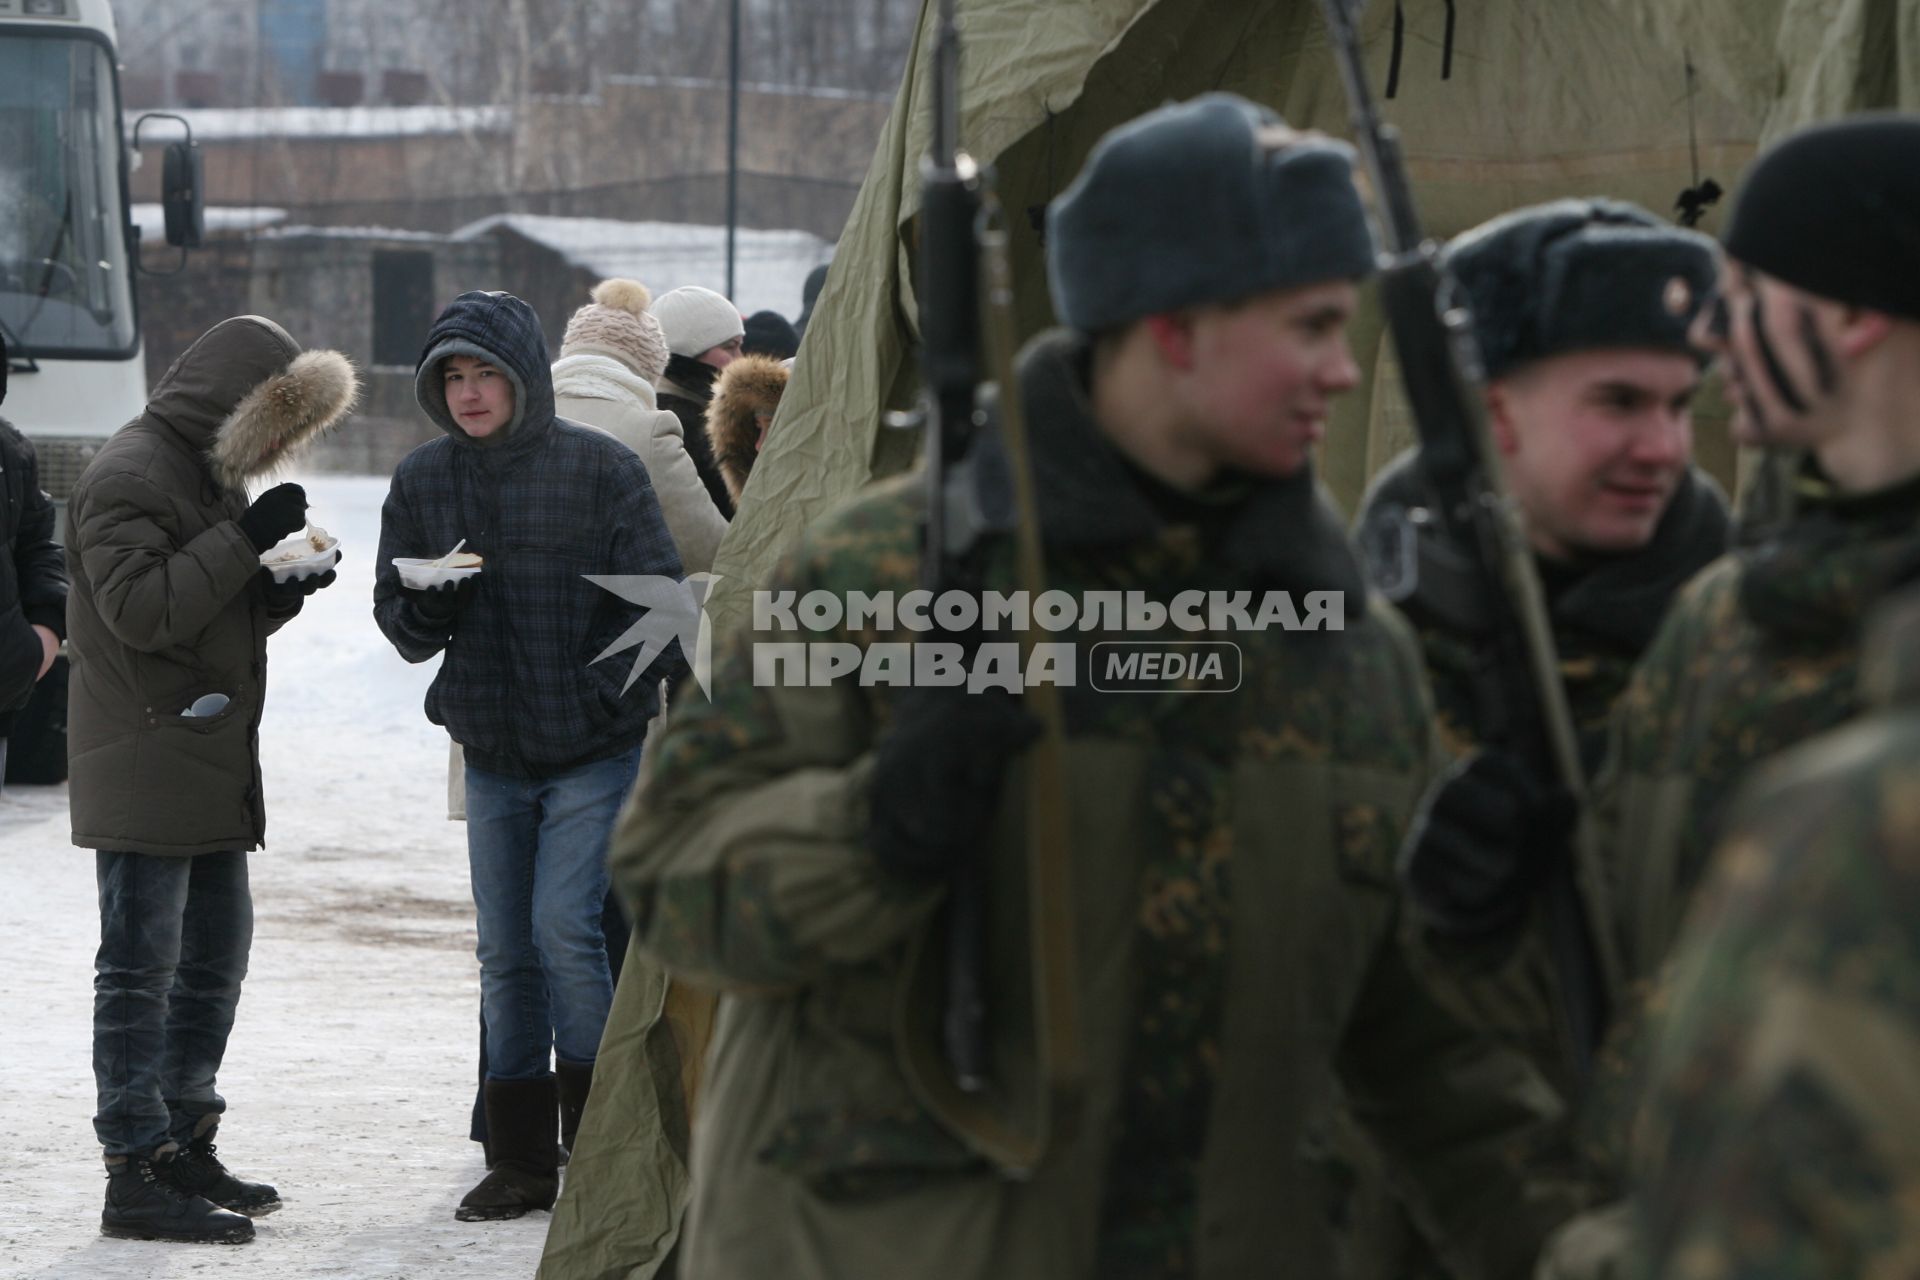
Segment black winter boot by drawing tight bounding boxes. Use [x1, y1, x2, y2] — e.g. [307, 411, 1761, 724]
[455, 1076, 559, 1222]
[165, 1118, 282, 1216]
[101, 1149, 256, 1244]
[556, 1058, 594, 1162]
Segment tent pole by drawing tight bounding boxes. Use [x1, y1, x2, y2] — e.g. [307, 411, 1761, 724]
[726, 0, 741, 300]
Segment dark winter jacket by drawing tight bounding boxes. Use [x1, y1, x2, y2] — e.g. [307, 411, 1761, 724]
[659, 355, 735, 519]
[65, 317, 358, 855]
[1355, 446, 1730, 1106]
[0, 415, 67, 734]
[1357, 448, 1731, 769]
[374, 291, 686, 780]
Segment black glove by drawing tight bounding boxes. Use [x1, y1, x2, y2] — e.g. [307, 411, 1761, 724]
[869, 686, 1042, 881]
[403, 575, 476, 625]
[1398, 749, 1575, 941]
[262, 564, 338, 605]
[238, 482, 309, 553]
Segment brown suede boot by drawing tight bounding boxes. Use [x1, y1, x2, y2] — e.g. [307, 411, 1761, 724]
[556, 1058, 594, 1161]
[455, 1076, 558, 1222]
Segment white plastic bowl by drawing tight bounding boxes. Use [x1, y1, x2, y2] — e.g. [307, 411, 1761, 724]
[393, 557, 484, 590]
[260, 532, 341, 583]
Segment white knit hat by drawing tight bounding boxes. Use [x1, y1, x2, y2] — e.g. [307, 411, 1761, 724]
[560, 279, 671, 383]
[652, 286, 744, 358]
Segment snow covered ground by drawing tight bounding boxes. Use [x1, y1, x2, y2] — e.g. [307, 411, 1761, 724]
[0, 474, 555, 1277]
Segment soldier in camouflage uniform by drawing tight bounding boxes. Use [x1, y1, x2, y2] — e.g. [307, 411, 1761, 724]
[1629, 582, 1920, 1278]
[1359, 199, 1729, 1094]
[609, 95, 1580, 1279]
[1403, 115, 1920, 1274]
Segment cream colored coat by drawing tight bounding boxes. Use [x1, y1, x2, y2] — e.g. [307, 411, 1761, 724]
[552, 353, 727, 574]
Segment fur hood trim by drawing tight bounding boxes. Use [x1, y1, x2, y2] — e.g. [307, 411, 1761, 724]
[551, 352, 661, 411]
[704, 354, 788, 504]
[209, 349, 359, 489]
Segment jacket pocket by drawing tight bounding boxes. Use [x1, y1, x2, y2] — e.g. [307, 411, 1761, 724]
[144, 681, 247, 734]
[758, 970, 987, 1203]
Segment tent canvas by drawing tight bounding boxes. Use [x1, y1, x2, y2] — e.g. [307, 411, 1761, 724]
[703, 0, 1909, 635]
[704, 0, 1772, 638]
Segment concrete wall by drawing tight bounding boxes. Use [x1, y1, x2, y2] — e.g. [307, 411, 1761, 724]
[134, 231, 506, 477]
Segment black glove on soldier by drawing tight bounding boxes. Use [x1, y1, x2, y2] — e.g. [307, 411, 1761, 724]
[238, 482, 309, 553]
[404, 576, 476, 625]
[869, 687, 1041, 881]
[1398, 748, 1575, 941]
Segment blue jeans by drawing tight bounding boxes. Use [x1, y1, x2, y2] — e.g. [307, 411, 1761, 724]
[93, 851, 252, 1157]
[464, 747, 641, 1080]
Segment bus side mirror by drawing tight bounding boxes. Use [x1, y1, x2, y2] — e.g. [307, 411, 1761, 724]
[133, 112, 201, 275]
[161, 140, 204, 249]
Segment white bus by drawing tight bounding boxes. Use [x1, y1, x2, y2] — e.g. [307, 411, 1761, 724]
[1, 0, 198, 776]
[1, 0, 198, 505]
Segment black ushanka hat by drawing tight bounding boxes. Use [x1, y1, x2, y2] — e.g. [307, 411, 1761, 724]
[1443, 198, 1719, 380]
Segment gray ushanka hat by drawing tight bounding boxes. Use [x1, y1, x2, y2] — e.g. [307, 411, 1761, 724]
[1046, 93, 1377, 334]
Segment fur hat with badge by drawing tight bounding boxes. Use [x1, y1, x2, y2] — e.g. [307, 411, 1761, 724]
[1443, 198, 1719, 380]
[559, 278, 671, 384]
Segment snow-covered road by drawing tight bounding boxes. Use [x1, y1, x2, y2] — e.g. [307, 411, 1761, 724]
[1, 474, 553, 1277]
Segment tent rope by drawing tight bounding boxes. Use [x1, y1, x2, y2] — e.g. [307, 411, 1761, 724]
[1674, 52, 1724, 226]
[1385, 0, 1459, 99]
[1386, 1, 1405, 97]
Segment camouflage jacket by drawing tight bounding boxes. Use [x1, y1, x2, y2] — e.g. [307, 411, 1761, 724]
[1530, 470, 1920, 1279]
[1599, 469, 1920, 987]
[1353, 450, 1729, 1103]
[1630, 584, 1920, 1278]
[611, 331, 1579, 1280]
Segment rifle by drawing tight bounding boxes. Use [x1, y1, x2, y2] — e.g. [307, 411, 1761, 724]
[913, 0, 992, 1094]
[892, 0, 1082, 1175]
[1317, 0, 1622, 1074]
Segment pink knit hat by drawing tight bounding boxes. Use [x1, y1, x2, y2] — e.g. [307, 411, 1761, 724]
[559, 279, 671, 383]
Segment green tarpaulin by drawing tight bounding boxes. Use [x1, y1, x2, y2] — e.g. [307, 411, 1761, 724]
[704, 0, 1773, 638]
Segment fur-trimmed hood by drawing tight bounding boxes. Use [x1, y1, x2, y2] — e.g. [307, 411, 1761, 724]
[145, 315, 359, 492]
[703, 354, 788, 504]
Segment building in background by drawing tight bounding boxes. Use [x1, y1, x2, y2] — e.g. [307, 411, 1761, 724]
[106, 0, 910, 471]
